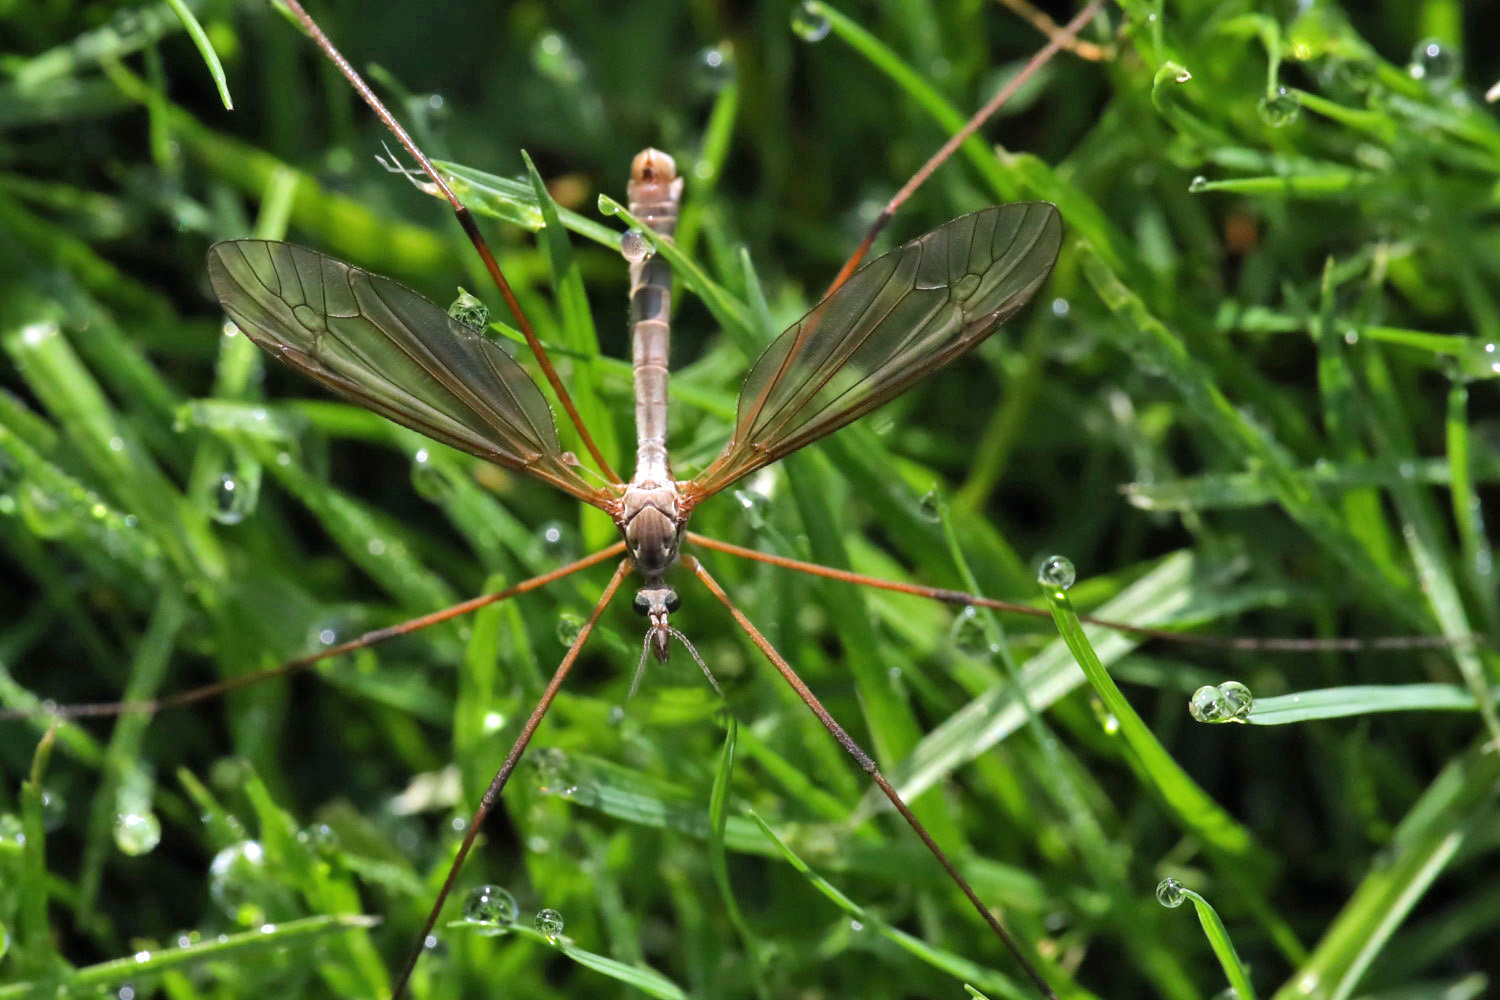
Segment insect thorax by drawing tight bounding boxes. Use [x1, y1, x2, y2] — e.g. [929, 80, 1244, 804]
[618, 481, 685, 580]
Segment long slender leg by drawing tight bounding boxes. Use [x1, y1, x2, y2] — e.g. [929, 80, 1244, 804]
[390, 558, 632, 1000]
[999, 0, 1112, 61]
[0, 543, 626, 722]
[682, 554, 1057, 1000]
[825, 0, 1108, 296]
[278, 0, 620, 484]
[684, 532, 1456, 652]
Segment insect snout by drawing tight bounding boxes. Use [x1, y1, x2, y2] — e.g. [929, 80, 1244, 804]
[632, 586, 680, 663]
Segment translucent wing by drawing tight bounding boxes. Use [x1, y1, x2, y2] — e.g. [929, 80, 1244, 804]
[207, 240, 615, 508]
[685, 203, 1061, 502]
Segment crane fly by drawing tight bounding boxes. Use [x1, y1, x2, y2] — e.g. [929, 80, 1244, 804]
[179, 2, 1100, 995]
[4, 3, 1466, 998]
[207, 149, 1063, 994]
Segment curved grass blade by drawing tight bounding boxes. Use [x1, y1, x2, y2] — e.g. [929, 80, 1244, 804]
[163, 0, 233, 110]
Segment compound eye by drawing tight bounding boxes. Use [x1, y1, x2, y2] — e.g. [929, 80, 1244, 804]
[632, 593, 650, 616]
[663, 591, 681, 613]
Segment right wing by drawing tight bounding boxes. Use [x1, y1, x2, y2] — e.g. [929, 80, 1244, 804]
[685, 204, 1061, 502]
[207, 240, 617, 508]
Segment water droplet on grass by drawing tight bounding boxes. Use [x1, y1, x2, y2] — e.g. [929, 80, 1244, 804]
[462, 884, 518, 933]
[210, 472, 256, 525]
[1189, 684, 1227, 723]
[447, 290, 489, 332]
[114, 811, 162, 856]
[1037, 555, 1076, 589]
[556, 612, 585, 646]
[411, 448, 453, 503]
[39, 787, 65, 831]
[534, 907, 565, 939]
[693, 43, 735, 93]
[620, 229, 654, 263]
[1191, 681, 1254, 723]
[532, 31, 585, 86]
[208, 840, 268, 925]
[949, 606, 995, 658]
[1258, 87, 1301, 126]
[1155, 877, 1185, 908]
[791, 2, 830, 42]
[1218, 681, 1254, 721]
[1409, 38, 1459, 86]
[917, 488, 944, 523]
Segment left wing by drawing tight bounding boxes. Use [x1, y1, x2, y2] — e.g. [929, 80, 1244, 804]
[208, 240, 617, 508]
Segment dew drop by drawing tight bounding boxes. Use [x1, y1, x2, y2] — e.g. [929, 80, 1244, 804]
[1188, 175, 1210, 193]
[299, 822, 339, 855]
[447, 290, 489, 332]
[1257, 87, 1302, 127]
[1155, 877, 1186, 908]
[462, 884, 518, 933]
[210, 472, 256, 525]
[733, 489, 771, 529]
[1334, 58, 1376, 92]
[1218, 680, 1254, 722]
[0, 813, 26, 848]
[535, 519, 576, 560]
[410, 448, 453, 503]
[620, 229, 654, 263]
[532, 31, 585, 86]
[1456, 339, 1500, 379]
[790, 2, 830, 42]
[1188, 684, 1228, 723]
[556, 612, 585, 646]
[1409, 38, 1459, 86]
[114, 811, 162, 856]
[1037, 554, 1076, 590]
[916, 488, 944, 523]
[19, 320, 58, 346]
[18, 483, 70, 539]
[1175, 68, 1192, 83]
[693, 43, 735, 93]
[39, 787, 65, 832]
[1050, 298, 1070, 317]
[948, 606, 995, 658]
[533, 907, 565, 938]
[208, 840, 268, 925]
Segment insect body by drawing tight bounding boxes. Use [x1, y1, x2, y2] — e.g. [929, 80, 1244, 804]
[207, 134, 1061, 997]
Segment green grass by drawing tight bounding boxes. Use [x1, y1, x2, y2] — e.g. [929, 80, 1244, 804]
[2, 1, 1498, 999]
